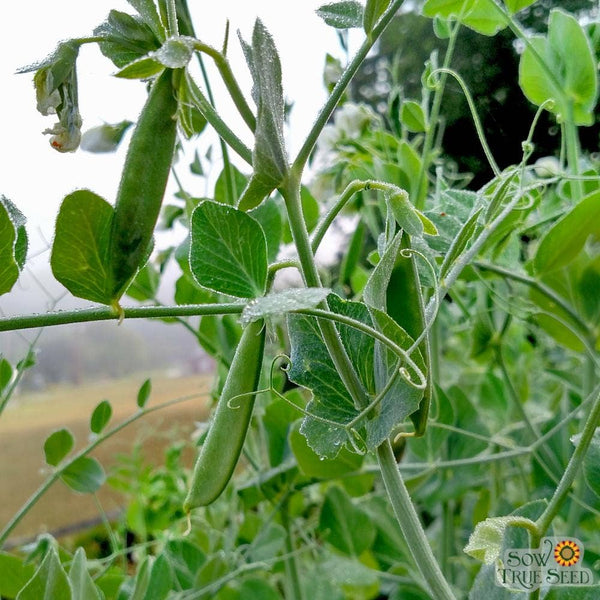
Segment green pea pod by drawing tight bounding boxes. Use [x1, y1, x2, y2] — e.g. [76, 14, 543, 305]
[184, 319, 266, 511]
[109, 68, 178, 301]
[387, 236, 430, 436]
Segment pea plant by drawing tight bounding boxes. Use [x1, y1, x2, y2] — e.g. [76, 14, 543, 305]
[1, 0, 600, 598]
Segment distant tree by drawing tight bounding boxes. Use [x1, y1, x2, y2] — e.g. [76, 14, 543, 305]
[350, 0, 599, 187]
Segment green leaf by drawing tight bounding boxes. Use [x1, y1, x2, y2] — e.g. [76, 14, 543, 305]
[164, 539, 206, 590]
[0, 357, 12, 393]
[577, 256, 600, 322]
[1, 197, 27, 271]
[238, 579, 280, 600]
[316, 1, 364, 29]
[239, 19, 288, 210]
[115, 56, 164, 79]
[126, 262, 160, 301]
[137, 378, 152, 408]
[534, 190, 600, 274]
[519, 9, 598, 125]
[90, 400, 112, 435]
[177, 72, 208, 139]
[290, 421, 363, 478]
[94, 10, 160, 69]
[318, 486, 376, 556]
[44, 429, 75, 467]
[0, 197, 26, 295]
[246, 523, 287, 563]
[126, 0, 166, 41]
[129, 556, 151, 600]
[0, 552, 35, 598]
[241, 288, 330, 325]
[464, 516, 536, 564]
[190, 201, 268, 298]
[143, 554, 173, 600]
[468, 500, 547, 598]
[69, 548, 102, 600]
[16, 547, 71, 600]
[214, 165, 249, 206]
[248, 196, 282, 262]
[51, 190, 113, 305]
[288, 294, 423, 457]
[504, 0, 536, 13]
[80, 120, 133, 153]
[363, 0, 392, 35]
[400, 100, 427, 132]
[581, 428, 600, 499]
[440, 207, 482, 278]
[319, 553, 379, 594]
[388, 190, 424, 237]
[61, 456, 106, 494]
[423, 0, 505, 36]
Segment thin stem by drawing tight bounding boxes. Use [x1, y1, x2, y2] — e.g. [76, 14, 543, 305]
[473, 262, 589, 335]
[536, 386, 600, 535]
[166, 0, 179, 36]
[376, 441, 455, 600]
[185, 72, 253, 165]
[311, 179, 403, 253]
[495, 346, 563, 477]
[564, 103, 584, 201]
[281, 498, 304, 600]
[415, 23, 459, 210]
[193, 41, 256, 131]
[282, 175, 370, 410]
[0, 335, 39, 417]
[0, 392, 206, 547]
[432, 68, 500, 178]
[0, 303, 243, 333]
[292, 0, 405, 173]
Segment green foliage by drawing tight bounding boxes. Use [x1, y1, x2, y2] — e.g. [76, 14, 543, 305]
[5, 1, 600, 599]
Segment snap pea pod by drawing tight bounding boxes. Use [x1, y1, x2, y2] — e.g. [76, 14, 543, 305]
[109, 68, 178, 300]
[184, 319, 266, 511]
[388, 235, 431, 436]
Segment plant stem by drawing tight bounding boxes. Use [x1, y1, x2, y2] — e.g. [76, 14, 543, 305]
[414, 24, 459, 210]
[292, 0, 405, 173]
[536, 386, 600, 536]
[166, 0, 179, 36]
[376, 441, 455, 600]
[193, 41, 256, 131]
[0, 303, 243, 333]
[281, 498, 304, 600]
[185, 73, 253, 165]
[282, 175, 370, 410]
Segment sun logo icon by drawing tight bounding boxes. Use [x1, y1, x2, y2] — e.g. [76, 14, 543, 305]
[554, 540, 581, 567]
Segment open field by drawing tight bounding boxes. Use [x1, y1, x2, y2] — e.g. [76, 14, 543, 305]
[0, 373, 212, 545]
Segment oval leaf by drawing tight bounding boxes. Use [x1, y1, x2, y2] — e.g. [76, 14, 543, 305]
[190, 201, 267, 298]
[519, 9, 598, 125]
[44, 428, 74, 467]
[90, 400, 113, 434]
[61, 456, 106, 494]
[137, 378, 152, 408]
[316, 1, 364, 29]
[51, 190, 113, 305]
[534, 190, 600, 274]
